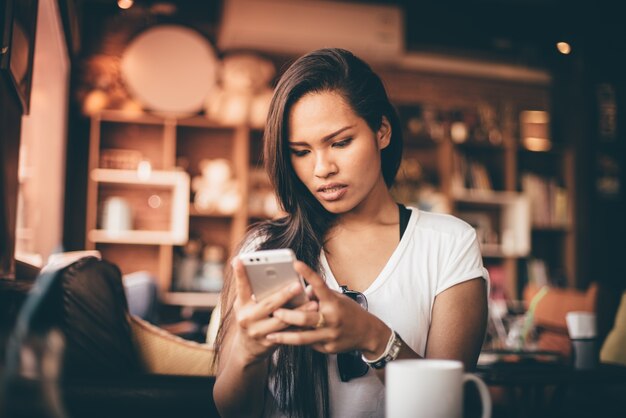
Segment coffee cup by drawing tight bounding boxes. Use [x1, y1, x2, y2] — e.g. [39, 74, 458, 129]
[101, 196, 132, 232]
[566, 311, 598, 369]
[386, 359, 491, 418]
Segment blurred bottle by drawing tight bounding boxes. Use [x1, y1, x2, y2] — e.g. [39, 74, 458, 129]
[174, 239, 202, 291]
[195, 245, 225, 293]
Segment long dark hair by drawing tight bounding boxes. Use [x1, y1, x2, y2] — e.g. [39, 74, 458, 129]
[215, 48, 403, 418]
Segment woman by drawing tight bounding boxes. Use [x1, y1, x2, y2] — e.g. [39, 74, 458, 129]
[213, 48, 488, 418]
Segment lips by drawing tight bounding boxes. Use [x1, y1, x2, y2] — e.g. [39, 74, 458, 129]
[317, 183, 348, 201]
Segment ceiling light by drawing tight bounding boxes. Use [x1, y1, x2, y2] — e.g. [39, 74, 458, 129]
[556, 42, 571, 55]
[118, 0, 134, 10]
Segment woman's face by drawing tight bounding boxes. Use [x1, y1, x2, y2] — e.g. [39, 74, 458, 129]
[287, 90, 391, 214]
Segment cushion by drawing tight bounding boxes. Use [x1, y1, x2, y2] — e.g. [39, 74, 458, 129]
[130, 315, 215, 376]
[600, 291, 626, 366]
[524, 283, 597, 330]
[523, 283, 597, 356]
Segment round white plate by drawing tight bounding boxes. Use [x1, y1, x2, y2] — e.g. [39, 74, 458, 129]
[121, 24, 217, 116]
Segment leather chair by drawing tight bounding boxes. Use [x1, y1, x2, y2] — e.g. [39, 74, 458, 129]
[0, 257, 218, 418]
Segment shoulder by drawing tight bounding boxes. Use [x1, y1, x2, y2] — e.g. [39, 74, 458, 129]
[409, 207, 474, 238]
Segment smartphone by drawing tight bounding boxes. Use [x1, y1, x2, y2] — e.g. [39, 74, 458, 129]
[239, 248, 308, 308]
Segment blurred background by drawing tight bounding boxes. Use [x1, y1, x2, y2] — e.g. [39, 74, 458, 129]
[2, 0, 625, 338]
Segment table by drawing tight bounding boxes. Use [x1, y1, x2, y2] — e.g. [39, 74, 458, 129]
[475, 351, 626, 418]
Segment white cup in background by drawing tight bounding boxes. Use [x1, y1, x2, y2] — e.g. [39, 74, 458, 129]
[386, 359, 491, 418]
[566, 311, 596, 339]
[101, 196, 132, 232]
[566, 311, 598, 369]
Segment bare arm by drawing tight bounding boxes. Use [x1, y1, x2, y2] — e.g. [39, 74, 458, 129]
[213, 323, 270, 418]
[269, 264, 487, 382]
[370, 277, 487, 381]
[213, 260, 318, 418]
[424, 277, 488, 371]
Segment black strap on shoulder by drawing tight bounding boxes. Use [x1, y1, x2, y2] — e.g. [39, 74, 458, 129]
[398, 203, 411, 239]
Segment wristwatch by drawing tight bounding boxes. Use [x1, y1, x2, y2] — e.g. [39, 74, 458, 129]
[361, 329, 402, 369]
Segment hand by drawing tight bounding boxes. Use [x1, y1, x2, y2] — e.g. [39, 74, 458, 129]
[231, 259, 319, 365]
[268, 261, 389, 357]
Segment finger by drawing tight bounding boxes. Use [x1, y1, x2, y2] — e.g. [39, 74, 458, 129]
[232, 258, 253, 303]
[272, 308, 320, 328]
[311, 343, 328, 353]
[294, 261, 335, 301]
[266, 329, 332, 346]
[295, 300, 319, 312]
[246, 316, 292, 339]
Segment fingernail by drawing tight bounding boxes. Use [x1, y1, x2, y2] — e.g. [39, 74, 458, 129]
[266, 334, 277, 341]
[290, 282, 302, 293]
[273, 309, 285, 318]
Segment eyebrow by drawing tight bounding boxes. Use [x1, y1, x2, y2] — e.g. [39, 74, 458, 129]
[288, 125, 354, 146]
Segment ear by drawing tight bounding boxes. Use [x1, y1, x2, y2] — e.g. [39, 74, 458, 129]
[376, 116, 392, 150]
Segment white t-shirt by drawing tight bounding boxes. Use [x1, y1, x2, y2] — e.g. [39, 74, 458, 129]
[262, 207, 489, 417]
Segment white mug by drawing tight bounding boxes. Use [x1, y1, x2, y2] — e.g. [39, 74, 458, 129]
[386, 359, 491, 418]
[101, 196, 132, 232]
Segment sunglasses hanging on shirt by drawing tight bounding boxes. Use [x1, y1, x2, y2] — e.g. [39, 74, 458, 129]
[337, 285, 369, 382]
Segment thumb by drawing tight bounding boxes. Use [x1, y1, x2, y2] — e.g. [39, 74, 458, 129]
[232, 258, 253, 303]
[294, 261, 334, 301]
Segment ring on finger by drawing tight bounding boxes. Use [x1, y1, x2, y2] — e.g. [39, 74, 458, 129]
[315, 312, 326, 329]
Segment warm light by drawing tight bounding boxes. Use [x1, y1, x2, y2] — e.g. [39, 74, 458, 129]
[522, 137, 552, 152]
[520, 110, 552, 152]
[521, 110, 549, 125]
[148, 195, 162, 209]
[557, 42, 571, 55]
[118, 0, 134, 10]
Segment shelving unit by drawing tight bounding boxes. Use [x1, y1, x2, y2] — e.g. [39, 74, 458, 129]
[380, 68, 576, 299]
[88, 168, 190, 245]
[84, 66, 576, 304]
[452, 190, 530, 258]
[85, 111, 270, 308]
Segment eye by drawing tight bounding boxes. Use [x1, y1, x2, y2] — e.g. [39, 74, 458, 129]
[290, 149, 310, 157]
[332, 138, 353, 148]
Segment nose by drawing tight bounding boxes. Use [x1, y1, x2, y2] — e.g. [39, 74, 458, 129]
[314, 151, 337, 179]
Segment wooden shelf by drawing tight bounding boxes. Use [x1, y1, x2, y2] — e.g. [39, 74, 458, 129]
[98, 110, 167, 125]
[86, 112, 254, 303]
[89, 229, 187, 245]
[452, 190, 525, 205]
[91, 168, 189, 186]
[162, 291, 220, 308]
[90, 168, 190, 245]
[98, 110, 239, 129]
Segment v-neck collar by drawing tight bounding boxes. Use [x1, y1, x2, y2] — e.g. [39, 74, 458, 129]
[320, 207, 419, 296]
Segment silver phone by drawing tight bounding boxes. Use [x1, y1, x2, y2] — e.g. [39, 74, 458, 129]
[239, 248, 308, 308]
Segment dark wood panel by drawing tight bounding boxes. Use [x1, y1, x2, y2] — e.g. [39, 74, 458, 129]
[0, 74, 23, 279]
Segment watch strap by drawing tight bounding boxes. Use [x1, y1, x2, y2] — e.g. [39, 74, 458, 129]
[361, 329, 402, 369]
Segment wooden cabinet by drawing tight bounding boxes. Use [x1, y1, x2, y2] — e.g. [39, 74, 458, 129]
[85, 111, 266, 308]
[380, 68, 576, 299]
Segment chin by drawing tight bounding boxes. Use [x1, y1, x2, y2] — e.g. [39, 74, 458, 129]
[319, 199, 356, 214]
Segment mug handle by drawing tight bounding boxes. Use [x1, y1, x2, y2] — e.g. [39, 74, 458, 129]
[463, 373, 492, 418]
